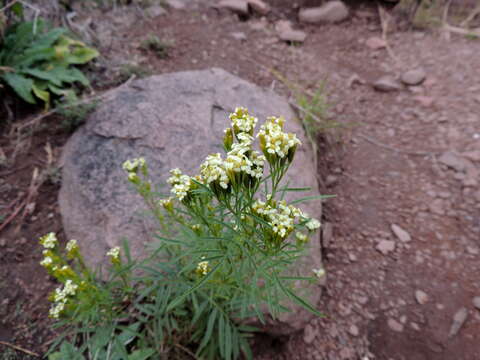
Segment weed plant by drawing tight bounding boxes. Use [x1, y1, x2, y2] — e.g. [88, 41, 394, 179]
[41, 108, 324, 359]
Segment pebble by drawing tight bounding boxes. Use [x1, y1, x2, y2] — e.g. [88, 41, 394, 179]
[415, 290, 429, 305]
[299, 1, 349, 24]
[391, 224, 411, 242]
[246, 0, 270, 15]
[401, 68, 427, 86]
[348, 324, 359, 336]
[466, 246, 479, 255]
[145, 4, 167, 17]
[217, 0, 249, 15]
[473, 297, 480, 310]
[275, 20, 307, 43]
[303, 323, 317, 344]
[230, 32, 247, 41]
[438, 151, 469, 172]
[365, 36, 386, 50]
[449, 308, 468, 337]
[387, 318, 404, 332]
[376, 240, 396, 255]
[373, 76, 403, 92]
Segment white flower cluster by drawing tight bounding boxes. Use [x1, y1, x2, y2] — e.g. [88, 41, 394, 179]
[295, 232, 308, 243]
[106, 246, 120, 260]
[258, 116, 301, 159]
[252, 200, 303, 239]
[49, 279, 78, 318]
[196, 260, 210, 276]
[167, 168, 193, 201]
[200, 153, 229, 190]
[40, 232, 57, 249]
[229, 107, 258, 135]
[122, 157, 146, 172]
[66, 239, 78, 253]
[306, 218, 321, 231]
[224, 142, 265, 180]
[40, 256, 53, 267]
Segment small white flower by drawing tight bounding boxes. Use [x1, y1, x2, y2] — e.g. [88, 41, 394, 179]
[49, 302, 65, 319]
[41, 232, 57, 249]
[196, 259, 210, 276]
[40, 257, 53, 267]
[306, 218, 321, 231]
[107, 247, 120, 260]
[66, 239, 77, 252]
[312, 268, 326, 278]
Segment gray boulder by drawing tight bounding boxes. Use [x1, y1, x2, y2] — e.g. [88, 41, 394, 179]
[59, 68, 323, 335]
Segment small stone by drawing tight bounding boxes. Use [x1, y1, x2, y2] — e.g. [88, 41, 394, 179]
[18, 237, 27, 245]
[247, 0, 270, 15]
[466, 246, 479, 255]
[376, 240, 395, 255]
[303, 323, 317, 344]
[414, 95, 434, 107]
[325, 174, 338, 187]
[348, 324, 359, 336]
[299, 1, 349, 24]
[462, 150, 480, 162]
[365, 36, 386, 50]
[391, 224, 411, 242]
[165, 0, 185, 9]
[415, 290, 429, 305]
[449, 308, 468, 337]
[217, 0, 249, 15]
[230, 32, 247, 41]
[401, 68, 426, 86]
[373, 76, 403, 92]
[145, 4, 167, 17]
[438, 151, 470, 172]
[387, 318, 404, 332]
[0, 238, 6, 247]
[275, 20, 307, 43]
[411, 322, 421, 331]
[473, 297, 480, 310]
[348, 253, 357, 262]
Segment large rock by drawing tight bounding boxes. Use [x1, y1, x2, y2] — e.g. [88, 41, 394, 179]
[59, 68, 323, 335]
[299, 1, 349, 24]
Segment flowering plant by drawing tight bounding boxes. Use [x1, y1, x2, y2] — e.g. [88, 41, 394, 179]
[42, 107, 325, 360]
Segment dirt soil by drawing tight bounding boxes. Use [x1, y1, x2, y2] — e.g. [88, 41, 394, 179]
[1, 1, 480, 359]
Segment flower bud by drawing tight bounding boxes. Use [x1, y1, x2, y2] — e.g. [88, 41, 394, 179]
[223, 128, 234, 152]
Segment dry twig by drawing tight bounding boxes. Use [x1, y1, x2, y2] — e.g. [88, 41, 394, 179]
[0, 340, 39, 357]
[377, 4, 400, 64]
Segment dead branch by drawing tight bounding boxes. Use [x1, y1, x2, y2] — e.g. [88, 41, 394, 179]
[377, 4, 400, 65]
[0, 340, 39, 357]
[460, 3, 480, 28]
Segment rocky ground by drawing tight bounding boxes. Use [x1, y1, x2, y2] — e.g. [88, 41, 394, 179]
[1, 0, 479, 359]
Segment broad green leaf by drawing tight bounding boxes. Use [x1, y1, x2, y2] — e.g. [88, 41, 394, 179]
[67, 46, 99, 64]
[2, 72, 35, 103]
[32, 82, 50, 107]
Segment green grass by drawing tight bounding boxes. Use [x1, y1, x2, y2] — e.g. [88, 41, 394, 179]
[140, 35, 172, 59]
